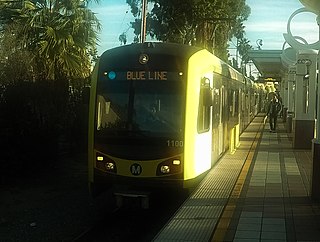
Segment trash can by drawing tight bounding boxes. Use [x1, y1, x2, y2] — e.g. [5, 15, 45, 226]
[286, 112, 293, 133]
[282, 107, 288, 123]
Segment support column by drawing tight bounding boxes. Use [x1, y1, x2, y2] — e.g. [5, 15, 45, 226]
[287, 67, 296, 114]
[311, 15, 320, 201]
[286, 67, 296, 133]
[281, 74, 288, 122]
[140, 0, 147, 43]
[293, 50, 317, 149]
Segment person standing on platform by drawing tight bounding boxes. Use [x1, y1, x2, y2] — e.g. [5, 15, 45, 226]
[267, 94, 282, 132]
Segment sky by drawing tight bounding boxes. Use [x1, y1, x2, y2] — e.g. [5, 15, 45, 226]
[89, 0, 319, 56]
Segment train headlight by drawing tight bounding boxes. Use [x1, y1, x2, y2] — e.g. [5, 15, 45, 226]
[160, 165, 170, 174]
[105, 162, 115, 171]
[156, 157, 181, 176]
[96, 152, 117, 173]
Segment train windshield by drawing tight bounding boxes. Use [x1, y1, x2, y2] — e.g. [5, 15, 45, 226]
[96, 79, 184, 139]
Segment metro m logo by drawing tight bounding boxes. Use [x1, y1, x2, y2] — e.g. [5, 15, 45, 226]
[130, 163, 142, 176]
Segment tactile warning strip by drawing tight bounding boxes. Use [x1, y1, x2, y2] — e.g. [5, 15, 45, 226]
[153, 117, 263, 242]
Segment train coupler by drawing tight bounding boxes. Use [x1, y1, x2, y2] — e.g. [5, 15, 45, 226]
[114, 191, 150, 209]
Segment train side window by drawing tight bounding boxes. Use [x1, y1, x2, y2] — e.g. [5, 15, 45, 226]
[234, 90, 239, 116]
[197, 77, 212, 133]
[229, 89, 239, 118]
[212, 88, 220, 128]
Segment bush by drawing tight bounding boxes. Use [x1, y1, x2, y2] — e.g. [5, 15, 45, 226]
[0, 80, 88, 178]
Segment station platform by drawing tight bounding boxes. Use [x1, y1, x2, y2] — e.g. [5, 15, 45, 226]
[153, 114, 320, 242]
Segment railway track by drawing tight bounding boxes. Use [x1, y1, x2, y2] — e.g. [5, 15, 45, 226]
[73, 189, 188, 242]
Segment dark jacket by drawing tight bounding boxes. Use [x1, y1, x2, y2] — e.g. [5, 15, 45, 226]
[267, 99, 281, 117]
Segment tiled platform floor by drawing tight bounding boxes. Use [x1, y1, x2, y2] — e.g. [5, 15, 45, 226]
[224, 119, 320, 242]
[154, 115, 320, 242]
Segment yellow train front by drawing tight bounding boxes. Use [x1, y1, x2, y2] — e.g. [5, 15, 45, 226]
[88, 42, 253, 198]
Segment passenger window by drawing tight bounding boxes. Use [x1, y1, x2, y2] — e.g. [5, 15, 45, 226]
[197, 77, 212, 133]
[212, 88, 220, 128]
[234, 90, 239, 116]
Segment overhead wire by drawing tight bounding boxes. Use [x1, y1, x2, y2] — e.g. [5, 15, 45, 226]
[113, 5, 130, 46]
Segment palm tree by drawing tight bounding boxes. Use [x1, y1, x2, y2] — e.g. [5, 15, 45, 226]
[16, 0, 101, 81]
[0, 0, 102, 165]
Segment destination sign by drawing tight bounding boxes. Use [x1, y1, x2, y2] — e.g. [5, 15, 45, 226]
[126, 71, 167, 80]
[103, 70, 183, 81]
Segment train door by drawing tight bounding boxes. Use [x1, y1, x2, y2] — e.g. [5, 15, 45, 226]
[241, 89, 246, 132]
[219, 85, 225, 155]
[211, 75, 222, 164]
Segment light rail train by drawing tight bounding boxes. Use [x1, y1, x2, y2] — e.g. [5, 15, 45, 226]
[88, 42, 264, 200]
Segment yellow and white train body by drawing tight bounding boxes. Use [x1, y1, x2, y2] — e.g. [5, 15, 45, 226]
[88, 42, 260, 195]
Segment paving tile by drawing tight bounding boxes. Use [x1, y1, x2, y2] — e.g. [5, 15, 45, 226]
[261, 240, 286, 242]
[239, 217, 262, 224]
[266, 179, 282, 182]
[218, 122, 320, 242]
[263, 212, 285, 218]
[240, 211, 263, 218]
[246, 192, 265, 198]
[265, 187, 283, 191]
[263, 206, 285, 213]
[247, 185, 265, 190]
[237, 223, 261, 231]
[264, 197, 284, 205]
[234, 239, 260, 242]
[242, 205, 264, 212]
[249, 182, 265, 186]
[251, 171, 266, 176]
[261, 231, 286, 240]
[262, 218, 285, 225]
[235, 230, 260, 239]
[289, 191, 308, 197]
[262, 223, 286, 232]
[264, 207, 285, 214]
[293, 218, 319, 228]
[266, 184, 283, 189]
[265, 192, 284, 197]
[295, 230, 320, 241]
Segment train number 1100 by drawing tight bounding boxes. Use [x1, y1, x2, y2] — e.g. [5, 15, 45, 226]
[167, 140, 184, 147]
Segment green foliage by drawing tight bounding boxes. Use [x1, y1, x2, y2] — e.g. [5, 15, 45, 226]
[23, 0, 100, 80]
[0, 81, 59, 173]
[126, 0, 251, 62]
[0, 0, 100, 173]
[0, 0, 100, 81]
[237, 37, 252, 63]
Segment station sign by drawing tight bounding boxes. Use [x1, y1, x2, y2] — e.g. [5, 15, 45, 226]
[258, 77, 281, 83]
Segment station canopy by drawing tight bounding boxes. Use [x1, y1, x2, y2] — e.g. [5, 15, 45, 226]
[248, 50, 288, 83]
